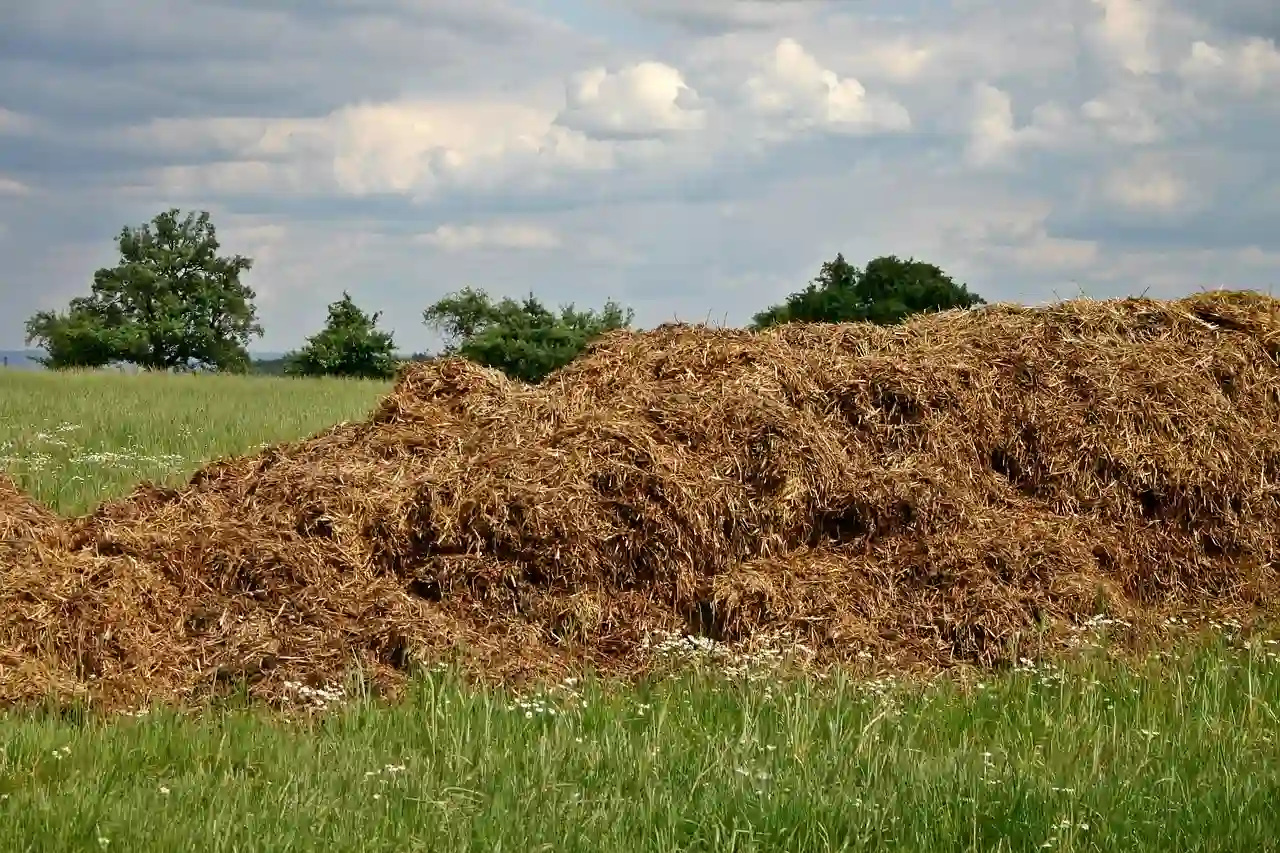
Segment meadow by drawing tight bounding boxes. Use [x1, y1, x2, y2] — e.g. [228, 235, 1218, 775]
[1, 369, 1277, 852]
[0, 369, 391, 515]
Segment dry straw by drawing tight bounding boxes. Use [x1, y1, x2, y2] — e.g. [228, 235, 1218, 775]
[3, 290, 1280, 708]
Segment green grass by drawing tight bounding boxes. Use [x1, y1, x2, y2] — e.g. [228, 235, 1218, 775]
[1, 369, 1278, 851]
[0, 369, 390, 515]
[1, 647, 1277, 852]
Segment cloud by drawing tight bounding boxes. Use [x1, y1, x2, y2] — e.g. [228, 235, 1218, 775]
[111, 99, 620, 202]
[964, 84, 1075, 168]
[1180, 37, 1280, 95]
[1090, 0, 1161, 74]
[327, 100, 616, 197]
[741, 39, 911, 135]
[1100, 162, 1190, 212]
[556, 62, 706, 139]
[0, 176, 31, 196]
[2, 0, 1279, 354]
[1078, 86, 1170, 145]
[609, 0, 822, 35]
[1171, 0, 1280, 42]
[414, 223, 562, 251]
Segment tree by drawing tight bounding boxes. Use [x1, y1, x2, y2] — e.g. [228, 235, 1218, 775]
[24, 209, 262, 372]
[284, 291, 398, 379]
[751, 253, 985, 330]
[24, 298, 130, 369]
[423, 286, 634, 382]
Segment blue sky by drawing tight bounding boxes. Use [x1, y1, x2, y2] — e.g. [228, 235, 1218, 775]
[1, 0, 1278, 352]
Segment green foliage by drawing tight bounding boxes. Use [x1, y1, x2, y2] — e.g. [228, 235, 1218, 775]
[423, 286, 634, 383]
[24, 300, 128, 369]
[24, 209, 262, 372]
[751, 253, 985, 330]
[284, 292, 398, 380]
[250, 357, 289, 376]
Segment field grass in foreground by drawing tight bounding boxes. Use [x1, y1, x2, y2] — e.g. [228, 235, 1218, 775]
[1, 371, 1278, 851]
[0, 641, 1277, 853]
[0, 369, 391, 515]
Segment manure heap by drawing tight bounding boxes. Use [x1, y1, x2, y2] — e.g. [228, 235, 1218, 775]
[3, 291, 1280, 707]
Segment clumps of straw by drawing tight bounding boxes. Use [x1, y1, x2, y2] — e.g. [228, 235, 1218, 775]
[2, 290, 1280, 708]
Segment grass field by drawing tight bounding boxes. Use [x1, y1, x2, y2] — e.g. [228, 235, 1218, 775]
[1, 369, 1278, 852]
[0, 369, 390, 515]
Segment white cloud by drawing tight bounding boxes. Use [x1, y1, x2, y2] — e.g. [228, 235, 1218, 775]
[414, 223, 562, 251]
[742, 39, 911, 136]
[1180, 37, 1280, 95]
[939, 203, 1100, 273]
[1101, 163, 1189, 212]
[103, 40, 918, 205]
[556, 62, 706, 139]
[0, 175, 31, 196]
[1079, 87, 1167, 145]
[133, 160, 317, 198]
[857, 40, 934, 83]
[965, 84, 1076, 167]
[965, 84, 1020, 167]
[121, 99, 621, 201]
[328, 100, 617, 197]
[966, 74, 1190, 169]
[1090, 0, 1160, 74]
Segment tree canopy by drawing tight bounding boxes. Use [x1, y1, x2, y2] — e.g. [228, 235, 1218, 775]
[24, 209, 262, 372]
[284, 291, 398, 380]
[423, 286, 634, 383]
[751, 253, 985, 329]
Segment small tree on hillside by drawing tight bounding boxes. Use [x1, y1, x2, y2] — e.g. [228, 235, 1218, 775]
[284, 291, 398, 379]
[423, 286, 633, 382]
[751, 253, 985, 329]
[24, 209, 262, 372]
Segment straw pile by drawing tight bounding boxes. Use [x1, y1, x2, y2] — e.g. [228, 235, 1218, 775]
[3, 290, 1280, 708]
[0, 474, 58, 560]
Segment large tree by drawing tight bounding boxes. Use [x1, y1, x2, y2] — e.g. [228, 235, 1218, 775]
[751, 253, 985, 329]
[284, 291, 398, 380]
[423, 286, 633, 383]
[25, 209, 262, 372]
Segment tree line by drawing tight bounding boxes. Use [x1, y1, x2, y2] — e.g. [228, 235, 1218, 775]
[24, 209, 986, 382]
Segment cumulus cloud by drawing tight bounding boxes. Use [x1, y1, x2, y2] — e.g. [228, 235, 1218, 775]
[113, 100, 620, 202]
[326, 100, 615, 197]
[964, 84, 1076, 167]
[1179, 37, 1280, 95]
[742, 39, 911, 135]
[1090, 0, 1161, 74]
[556, 62, 706, 139]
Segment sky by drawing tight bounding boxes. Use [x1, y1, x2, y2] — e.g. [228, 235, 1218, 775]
[1, 0, 1278, 353]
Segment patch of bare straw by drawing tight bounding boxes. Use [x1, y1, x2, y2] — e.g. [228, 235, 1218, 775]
[3, 290, 1280, 710]
[0, 474, 58, 556]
